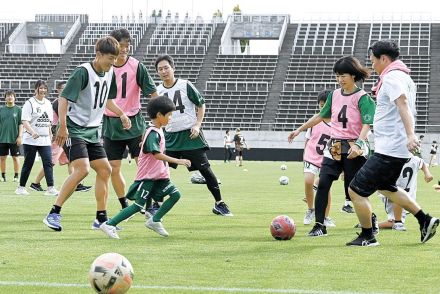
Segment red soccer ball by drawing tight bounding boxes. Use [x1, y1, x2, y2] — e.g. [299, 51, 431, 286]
[270, 215, 296, 240]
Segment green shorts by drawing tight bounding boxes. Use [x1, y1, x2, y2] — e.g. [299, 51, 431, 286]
[126, 179, 178, 205]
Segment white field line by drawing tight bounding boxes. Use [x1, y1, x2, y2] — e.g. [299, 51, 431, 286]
[0, 281, 388, 294]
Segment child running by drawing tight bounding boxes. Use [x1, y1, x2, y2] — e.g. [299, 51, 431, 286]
[100, 96, 191, 239]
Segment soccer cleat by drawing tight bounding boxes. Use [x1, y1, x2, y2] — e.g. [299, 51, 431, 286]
[43, 213, 62, 231]
[324, 217, 336, 227]
[100, 222, 120, 239]
[13, 177, 18, 182]
[75, 183, 92, 192]
[212, 201, 233, 216]
[30, 183, 45, 192]
[145, 218, 169, 237]
[303, 208, 315, 225]
[308, 223, 327, 237]
[346, 233, 379, 247]
[341, 204, 355, 213]
[44, 186, 59, 196]
[91, 219, 122, 231]
[420, 215, 440, 243]
[392, 222, 407, 231]
[371, 213, 379, 235]
[15, 186, 30, 195]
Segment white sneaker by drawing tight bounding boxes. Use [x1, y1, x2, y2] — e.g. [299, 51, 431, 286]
[100, 222, 120, 239]
[145, 218, 169, 237]
[45, 186, 59, 196]
[324, 217, 336, 227]
[15, 186, 29, 195]
[392, 222, 406, 231]
[303, 209, 315, 225]
[13, 177, 18, 182]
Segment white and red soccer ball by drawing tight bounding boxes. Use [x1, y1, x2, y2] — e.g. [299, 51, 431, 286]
[89, 253, 134, 294]
[270, 215, 296, 240]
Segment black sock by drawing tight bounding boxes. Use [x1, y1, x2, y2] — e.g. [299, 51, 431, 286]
[1, 173, 5, 179]
[119, 197, 129, 209]
[414, 210, 427, 226]
[50, 205, 62, 214]
[96, 210, 107, 223]
[361, 227, 373, 238]
[14, 173, 18, 178]
[394, 220, 402, 224]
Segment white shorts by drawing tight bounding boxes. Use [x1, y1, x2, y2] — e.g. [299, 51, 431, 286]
[303, 161, 320, 176]
[379, 194, 407, 223]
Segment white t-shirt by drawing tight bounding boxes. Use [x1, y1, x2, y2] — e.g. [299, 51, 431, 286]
[373, 70, 417, 158]
[224, 134, 233, 148]
[21, 97, 53, 146]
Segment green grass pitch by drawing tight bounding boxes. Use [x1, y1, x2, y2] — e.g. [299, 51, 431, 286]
[0, 158, 439, 293]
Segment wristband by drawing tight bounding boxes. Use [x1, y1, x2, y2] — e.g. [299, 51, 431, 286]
[354, 139, 365, 149]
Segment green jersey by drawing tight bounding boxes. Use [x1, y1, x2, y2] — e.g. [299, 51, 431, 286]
[61, 63, 117, 143]
[0, 105, 21, 143]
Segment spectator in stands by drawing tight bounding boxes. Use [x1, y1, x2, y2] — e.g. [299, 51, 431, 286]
[429, 140, 438, 167]
[288, 56, 376, 238]
[300, 90, 334, 227]
[43, 36, 132, 232]
[348, 40, 439, 246]
[154, 54, 233, 216]
[101, 28, 157, 211]
[233, 128, 248, 167]
[16, 80, 57, 196]
[0, 90, 22, 182]
[31, 81, 92, 193]
[223, 130, 234, 162]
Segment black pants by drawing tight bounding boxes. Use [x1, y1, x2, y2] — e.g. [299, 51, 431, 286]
[224, 147, 233, 162]
[20, 144, 53, 187]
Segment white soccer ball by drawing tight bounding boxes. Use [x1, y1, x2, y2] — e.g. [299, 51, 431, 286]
[89, 253, 134, 294]
[280, 164, 287, 170]
[279, 176, 289, 185]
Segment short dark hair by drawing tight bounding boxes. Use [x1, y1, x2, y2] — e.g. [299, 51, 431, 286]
[368, 40, 400, 61]
[4, 90, 15, 98]
[155, 54, 175, 71]
[35, 79, 48, 90]
[317, 90, 331, 104]
[146, 96, 176, 119]
[95, 36, 119, 55]
[333, 56, 370, 82]
[56, 81, 66, 90]
[110, 28, 131, 43]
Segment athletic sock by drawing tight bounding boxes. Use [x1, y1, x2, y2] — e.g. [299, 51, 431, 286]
[96, 210, 107, 223]
[14, 173, 18, 178]
[414, 209, 427, 226]
[108, 204, 141, 226]
[50, 205, 62, 214]
[119, 197, 129, 209]
[153, 191, 181, 222]
[361, 227, 374, 239]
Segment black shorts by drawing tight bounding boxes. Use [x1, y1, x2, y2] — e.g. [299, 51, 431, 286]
[63, 137, 107, 163]
[320, 154, 366, 179]
[103, 136, 142, 161]
[0, 143, 20, 156]
[166, 148, 210, 172]
[349, 153, 409, 197]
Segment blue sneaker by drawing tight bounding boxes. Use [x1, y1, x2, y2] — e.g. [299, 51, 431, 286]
[91, 219, 122, 231]
[43, 213, 62, 231]
[212, 201, 233, 216]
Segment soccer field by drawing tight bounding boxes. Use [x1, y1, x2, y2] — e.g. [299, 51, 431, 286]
[0, 159, 439, 294]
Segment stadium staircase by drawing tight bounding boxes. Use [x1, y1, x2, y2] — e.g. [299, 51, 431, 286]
[195, 23, 225, 92]
[260, 23, 297, 130]
[133, 24, 157, 62]
[48, 23, 88, 90]
[352, 23, 371, 62]
[0, 23, 18, 56]
[428, 23, 440, 131]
